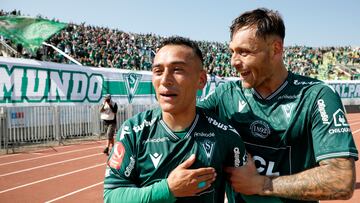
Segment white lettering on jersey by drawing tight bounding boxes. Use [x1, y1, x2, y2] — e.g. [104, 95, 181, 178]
[124, 156, 135, 177]
[150, 153, 162, 168]
[333, 109, 349, 127]
[238, 100, 247, 112]
[201, 140, 215, 162]
[328, 127, 351, 134]
[293, 80, 321, 86]
[143, 137, 170, 144]
[194, 132, 215, 137]
[133, 118, 157, 132]
[250, 120, 271, 139]
[206, 116, 228, 131]
[317, 99, 330, 125]
[253, 155, 280, 176]
[278, 94, 299, 100]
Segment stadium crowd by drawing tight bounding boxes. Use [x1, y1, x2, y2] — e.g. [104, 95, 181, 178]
[1, 9, 360, 80]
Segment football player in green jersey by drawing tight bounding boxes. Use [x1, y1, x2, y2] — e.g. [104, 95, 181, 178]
[198, 8, 358, 203]
[104, 36, 247, 202]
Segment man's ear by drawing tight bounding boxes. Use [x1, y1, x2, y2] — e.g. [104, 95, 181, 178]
[272, 38, 283, 58]
[198, 70, 207, 89]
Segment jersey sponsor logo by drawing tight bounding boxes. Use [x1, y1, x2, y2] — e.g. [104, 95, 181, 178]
[143, 137, 170, 144]
[133, 118, 157, 132]
[108, 142, 126, 170]
[124, 156, 135, 177]
[123, 73, 142, 103]
[201, 140, 215, 162]
[317, 99, 330, 125]
[238, 100, 247, 112]
[328, 108, 351, 134]
[253, 155, 280, 176]
[293, 80, 321, 86]
[150, 152, 162, 168]
[281, 103, 293, 119]
[119, 125, 131, 140]
[278, 94, 299, 100]
[333, 109, 349, 127]
[206, 116, 229, 131]
[250, 120, 271, 139]
[328, 127, 351, 134]
[194, 132, 215, 137]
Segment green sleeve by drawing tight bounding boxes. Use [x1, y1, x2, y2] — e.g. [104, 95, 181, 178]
[197, 84, 221, 112]
[104, 179, 176, 203]
[311, 85, 358, 162]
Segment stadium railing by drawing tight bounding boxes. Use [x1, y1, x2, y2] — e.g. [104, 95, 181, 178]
[0, 104, 157, 153]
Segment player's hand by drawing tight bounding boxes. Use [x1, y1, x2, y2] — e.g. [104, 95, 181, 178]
[167, 154, 216, 197]
[224, 153, 265, 195]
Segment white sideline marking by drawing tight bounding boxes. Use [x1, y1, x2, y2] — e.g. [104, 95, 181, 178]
[0, 140, 106, 160]
[350, 121, 360, 126]
[44, 182, 103, 203]
[353, 128, 360, 135]
[0, 163, 105, 194]
[0, 145, 103, 167]
[0, 153, 103, 177]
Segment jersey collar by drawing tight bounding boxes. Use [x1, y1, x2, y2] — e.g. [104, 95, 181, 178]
[159, 114, 199, 142]
[252, 73, 291, 100]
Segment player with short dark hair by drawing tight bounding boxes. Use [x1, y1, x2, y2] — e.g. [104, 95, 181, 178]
[104, 36, 247, 203]
[198, 8, 358, 203]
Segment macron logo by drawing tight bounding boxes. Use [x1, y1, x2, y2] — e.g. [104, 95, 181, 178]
[239, 100, 247, 112]
[150, 153, 162, 168]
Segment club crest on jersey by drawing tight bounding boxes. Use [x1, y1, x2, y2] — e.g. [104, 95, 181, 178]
[123, 73, 142, 103]
[150, 152, 162, 168]
[201, 140, 215, 162]
[108, 142, 125, 170]
[250, 120, 271, 139]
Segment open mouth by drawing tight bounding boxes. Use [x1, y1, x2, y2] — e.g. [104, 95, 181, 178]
[160, 93, 178, 98]
[240, 71, 251, 77]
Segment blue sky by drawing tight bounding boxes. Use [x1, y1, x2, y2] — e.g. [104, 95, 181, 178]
[2, 0, 360, 47]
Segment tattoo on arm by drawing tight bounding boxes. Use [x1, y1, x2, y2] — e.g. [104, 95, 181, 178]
[263, 158, 355, 200]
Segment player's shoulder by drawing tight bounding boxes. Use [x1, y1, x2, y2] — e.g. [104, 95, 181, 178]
[216, 79, 242, 92]
[123, 107, 161, 133]
[197, 107, 240, 136]
[290, 72, 333, 93]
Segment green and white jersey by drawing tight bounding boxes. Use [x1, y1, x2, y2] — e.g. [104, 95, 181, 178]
[198, 72, 358, 203]
[104, 107, 247, 203]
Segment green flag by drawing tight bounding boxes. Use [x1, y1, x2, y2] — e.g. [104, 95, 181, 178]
[0, 16, 67, 54]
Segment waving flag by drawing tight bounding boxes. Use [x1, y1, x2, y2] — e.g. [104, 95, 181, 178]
[0, 16, 67, 53]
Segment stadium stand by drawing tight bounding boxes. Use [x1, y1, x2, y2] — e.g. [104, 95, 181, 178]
[1, 9, 360, 80]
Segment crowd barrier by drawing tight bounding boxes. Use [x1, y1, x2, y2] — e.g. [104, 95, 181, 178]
[0, 104, 157, 153]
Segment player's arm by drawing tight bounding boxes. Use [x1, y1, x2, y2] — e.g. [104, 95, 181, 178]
[226, 85, 357, 200]
[104, 121, 176, 203]
[197, 84, 221, 112]
[260, 86, 357, 200]
[104, 122, 216, 202]
[260, 157, 355, 200]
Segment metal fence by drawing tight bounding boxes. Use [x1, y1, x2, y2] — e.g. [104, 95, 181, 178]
[0, 104, 157, 153]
